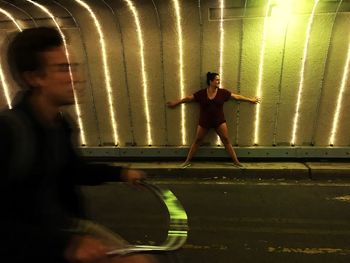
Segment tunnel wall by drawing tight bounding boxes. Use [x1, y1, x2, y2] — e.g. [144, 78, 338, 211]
[0, 0, 350, 158]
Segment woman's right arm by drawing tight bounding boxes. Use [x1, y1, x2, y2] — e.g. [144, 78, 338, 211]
[166, 95, 194, 108]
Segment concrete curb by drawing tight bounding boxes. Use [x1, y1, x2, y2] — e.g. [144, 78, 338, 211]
[306, 162, 350, 180]
[106, 162, 328, 180]
[102, 162, 350, 180]
[141, 168, 310, 180]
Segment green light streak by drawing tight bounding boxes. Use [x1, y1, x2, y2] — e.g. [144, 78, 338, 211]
[163, 190, 188, 220]
[107, 182, 188, 256]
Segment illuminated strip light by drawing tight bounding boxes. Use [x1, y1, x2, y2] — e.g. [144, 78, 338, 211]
[0, 58, 12, 109]
[329, 41, 350, 145]
[216, 0, 225, 146]
[172, 0, 186, 145]
[253, 0, 272, 145]
[124, 0, 152, 145]
[0, 8, 22, 109]
[25, 0, 86, 145]
[219, 0, 224, 85]
[291, 0, 319, 145]
[73, 0, 118, 145]
[0, 8, 22, 30]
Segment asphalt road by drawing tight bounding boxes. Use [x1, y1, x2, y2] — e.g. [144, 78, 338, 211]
[82, 178, 350, 262]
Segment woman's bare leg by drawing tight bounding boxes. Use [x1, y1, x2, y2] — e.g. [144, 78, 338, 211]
[215, 123, 240, 165]
[184, 125, 208, 164]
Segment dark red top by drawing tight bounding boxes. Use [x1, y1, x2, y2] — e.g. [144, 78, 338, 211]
[193, 88, 231, 129]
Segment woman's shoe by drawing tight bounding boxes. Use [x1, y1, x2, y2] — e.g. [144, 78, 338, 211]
[180, 162, 191, 169]
[232, 162, 244, 169]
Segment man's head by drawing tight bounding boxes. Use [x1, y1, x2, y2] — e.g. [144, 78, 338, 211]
[7, 27, 76, 106]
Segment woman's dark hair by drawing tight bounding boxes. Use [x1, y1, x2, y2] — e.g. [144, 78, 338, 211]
[7, 27, 63, 89]
[206, 72, 219, 85]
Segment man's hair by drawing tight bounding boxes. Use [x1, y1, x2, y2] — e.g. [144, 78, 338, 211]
[7, 27, 63, 88]
[206, 72, 219, 85]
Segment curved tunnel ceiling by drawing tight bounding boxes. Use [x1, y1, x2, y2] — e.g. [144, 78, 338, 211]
[0, 0, 350, 152]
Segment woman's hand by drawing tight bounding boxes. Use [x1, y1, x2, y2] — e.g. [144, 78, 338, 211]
[166, 101, 178, 108]
[250, 97, 261, 104]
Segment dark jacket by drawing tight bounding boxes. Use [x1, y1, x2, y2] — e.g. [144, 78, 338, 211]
[0, 92, 122, 262]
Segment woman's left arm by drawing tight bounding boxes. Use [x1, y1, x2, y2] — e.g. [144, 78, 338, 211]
[231, 93, 261, 104]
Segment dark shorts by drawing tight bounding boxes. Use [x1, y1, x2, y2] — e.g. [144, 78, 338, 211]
[199, 120, 226, 129]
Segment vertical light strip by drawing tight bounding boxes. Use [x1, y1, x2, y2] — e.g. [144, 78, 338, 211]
[216, 0, 225, 146]
[25, 0, 86, 145]
[100, 0, 134, 145]
[124, 0, 152, 145]
[272, 0, 292, 146]
[73, 0, 118, 145]
[198, 0, 203, 88]
[253, 0, 272, 145]
[172, 0, 186, 145]
[235, 0, 249, 146]
[291, 0, 319, 145]
[219, 0, 224, 85]
[0, 59, 12, 109]
[329, 41, 350, 145]
[54, 0, 102, 146]
[151, 0, 168, 145]
[311, 0, 342, 145]
[0, 8, 22, 109]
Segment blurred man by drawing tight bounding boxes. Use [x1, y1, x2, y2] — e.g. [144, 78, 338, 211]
[0, 27, 155, 263]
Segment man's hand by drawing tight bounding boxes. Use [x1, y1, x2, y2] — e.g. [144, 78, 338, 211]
[64, 235, 109, 263]
[121, 168, 146, 184]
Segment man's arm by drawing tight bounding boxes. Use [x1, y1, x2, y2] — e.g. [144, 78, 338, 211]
[76, 162, 145, 185]
[63, 114, 146, 185]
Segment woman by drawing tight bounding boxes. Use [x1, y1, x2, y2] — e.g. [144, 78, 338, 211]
[167, 72, 260, 168]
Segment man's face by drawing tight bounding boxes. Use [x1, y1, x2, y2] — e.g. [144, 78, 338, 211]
[37, 46, 80, 106]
